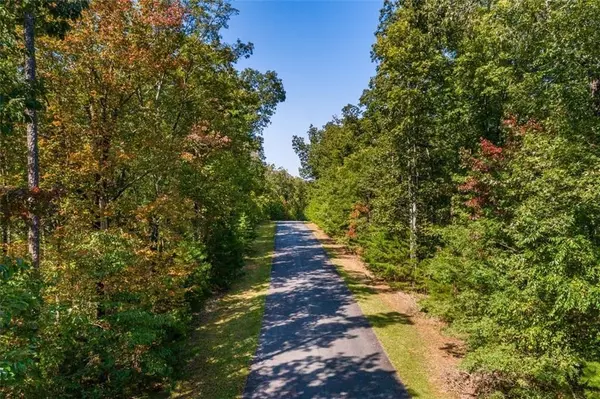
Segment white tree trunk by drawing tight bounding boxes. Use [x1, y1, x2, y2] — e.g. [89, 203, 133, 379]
[408, 142, 418, 262]
[24, 10, 40, 269]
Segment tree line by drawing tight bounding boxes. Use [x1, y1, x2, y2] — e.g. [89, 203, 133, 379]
[294, 0, 600, 397]
[0, 1, 293, 396]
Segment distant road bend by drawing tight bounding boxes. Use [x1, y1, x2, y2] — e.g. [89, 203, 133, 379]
[243, 221, 409, 399]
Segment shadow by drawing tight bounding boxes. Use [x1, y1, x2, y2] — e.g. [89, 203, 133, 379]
[368, 311, 412, 328]
[172, 286, 270, 398]
[313, 235, 401, 300]
[313, 234, 347, 259]
[164, 224, 276, 399]
[439, 342, 465, 358]
[244, 221, 410, 399]
[341, 271, 401, 300]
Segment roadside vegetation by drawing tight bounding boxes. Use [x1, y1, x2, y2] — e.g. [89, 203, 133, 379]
[0, 1, 290, 397]
[294, 0, 600, 397]
[309, 224, 442, 398]
[262, 165, 308, 221]
[169, 222, 276, 399]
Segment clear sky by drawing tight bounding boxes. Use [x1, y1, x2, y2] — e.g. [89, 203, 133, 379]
[222, 0, 383, 176]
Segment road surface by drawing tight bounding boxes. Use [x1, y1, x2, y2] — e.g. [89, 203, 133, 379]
[243, 221, 409, 399]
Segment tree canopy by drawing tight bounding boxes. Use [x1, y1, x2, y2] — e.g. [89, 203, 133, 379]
[295, 0, 600, 396]
[0, 0, 295, 396]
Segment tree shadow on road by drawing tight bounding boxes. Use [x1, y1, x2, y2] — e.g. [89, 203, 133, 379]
[244, 222, 411, 399]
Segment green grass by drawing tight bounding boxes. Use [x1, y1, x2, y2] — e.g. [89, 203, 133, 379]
[312, 230, 444, 398]
[335, 267, 439, 398]
[169, 222, 276, 399]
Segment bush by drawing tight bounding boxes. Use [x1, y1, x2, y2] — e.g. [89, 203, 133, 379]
[0, 257, 40, 394]
[426, 127, 600, 396]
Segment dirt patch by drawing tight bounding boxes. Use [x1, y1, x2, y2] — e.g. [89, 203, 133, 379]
[306, 222, 477, 399]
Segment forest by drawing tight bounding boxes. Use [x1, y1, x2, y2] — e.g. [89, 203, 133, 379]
[2, 0, 600, 398]
[0, 0, 309, 396]
[293, 0, 600, 397]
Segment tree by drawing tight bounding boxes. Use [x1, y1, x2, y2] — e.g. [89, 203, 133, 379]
[427, 120, 600, 397]
[3, 0, 89, 269]
[1, 0, 285, 396]
[262, 165, 307, 221]
[297, 0, 600, 395]
[23, 5, 40, 269]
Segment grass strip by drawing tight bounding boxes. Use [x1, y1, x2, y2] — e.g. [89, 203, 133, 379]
[309, 224, 443, 398]
[335, 266, 439, 398]
[170, 222, 277, 399]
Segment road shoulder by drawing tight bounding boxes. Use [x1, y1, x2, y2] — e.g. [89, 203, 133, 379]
[168, 222, 277, 399]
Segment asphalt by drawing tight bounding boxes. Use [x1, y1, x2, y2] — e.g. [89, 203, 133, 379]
[243, 221, 409, 399]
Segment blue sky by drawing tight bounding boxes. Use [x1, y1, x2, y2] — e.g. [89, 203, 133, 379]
[222, 0, 383, 176]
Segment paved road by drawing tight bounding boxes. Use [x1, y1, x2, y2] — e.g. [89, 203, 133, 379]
[243, 222, 409, 399]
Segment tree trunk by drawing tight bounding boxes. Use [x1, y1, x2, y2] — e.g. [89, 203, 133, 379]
[408, 142, 418, 262]
[1, 222, 8, 256]
[1, 150, 9, 256]
[409, 192, 417, 260]
[150, 216, 159, 251]
[591, 78, 600, 115]
[193, 201, 201, 241]
[24, 10, 40, 269]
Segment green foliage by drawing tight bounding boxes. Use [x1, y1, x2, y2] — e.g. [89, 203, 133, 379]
[0, 257, 40, 389]
[426, 126, 600, 397]
[261, 165, 308, 221]
[179, 239, 212, 308]
[168, 222, 277, 398]
[582, 363, 600, 399]
[359, 229, 414, 284]
[38, 307, 185, 398]
[203, 219, 247, 290]
[295, 0, 600, 396]
[297, 110, 420, 284]
[0, 0, 284, 397]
